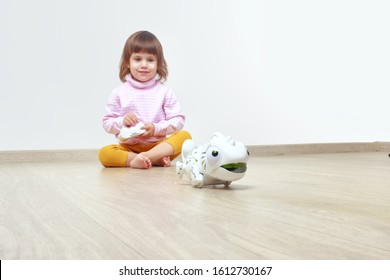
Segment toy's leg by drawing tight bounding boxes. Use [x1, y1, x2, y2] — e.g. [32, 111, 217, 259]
[224, 181, 232, 187]
[176, 161, 185, 178]
[190, 165, 205, 188]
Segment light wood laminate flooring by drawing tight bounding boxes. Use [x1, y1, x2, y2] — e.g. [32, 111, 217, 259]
[0, 152, 389, 259]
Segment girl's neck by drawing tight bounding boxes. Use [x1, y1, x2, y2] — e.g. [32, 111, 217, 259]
[126, 74, 157, 89]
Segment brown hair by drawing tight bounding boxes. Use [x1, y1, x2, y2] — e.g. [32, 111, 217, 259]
[119, 31, 168, 82]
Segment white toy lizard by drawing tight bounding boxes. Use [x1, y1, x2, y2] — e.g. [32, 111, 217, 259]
[176, 132, 250, 187]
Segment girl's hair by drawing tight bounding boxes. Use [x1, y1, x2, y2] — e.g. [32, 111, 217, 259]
[119, 31, 168, 82]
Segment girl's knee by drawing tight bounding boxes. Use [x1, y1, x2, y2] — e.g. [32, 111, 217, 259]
[168, 130, 192, 160]
[98, 144, 125, 167]
[98, 145, 113, 167]
[176, 130, 192, 143]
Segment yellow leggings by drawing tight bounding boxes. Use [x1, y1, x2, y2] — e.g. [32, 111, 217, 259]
[98, 130, 191, 167]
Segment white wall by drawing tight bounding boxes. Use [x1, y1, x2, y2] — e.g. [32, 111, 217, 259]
[1, 0, 389, 151]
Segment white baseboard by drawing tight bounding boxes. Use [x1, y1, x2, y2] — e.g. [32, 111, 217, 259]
[0, 149, 98, 162]
[0, 142, 389, 161]
[248, 142, 390, 156]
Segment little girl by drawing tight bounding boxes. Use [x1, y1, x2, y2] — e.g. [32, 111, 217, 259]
[99, 31, 191, 169]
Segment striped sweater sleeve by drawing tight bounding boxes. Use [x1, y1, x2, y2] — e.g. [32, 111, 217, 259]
[102, 90, 124, 134]
[153, 89, 185, 136]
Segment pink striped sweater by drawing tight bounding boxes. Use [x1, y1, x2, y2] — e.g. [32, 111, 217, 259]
[103, 74, 185, 144]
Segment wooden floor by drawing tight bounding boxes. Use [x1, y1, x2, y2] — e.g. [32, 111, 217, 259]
[0, 152, 389, 259]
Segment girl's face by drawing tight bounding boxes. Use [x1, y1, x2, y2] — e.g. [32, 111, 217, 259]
[129, 52, 158, 82]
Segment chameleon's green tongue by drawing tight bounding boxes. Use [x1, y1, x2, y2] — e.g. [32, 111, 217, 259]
[221, 162, 247, 173]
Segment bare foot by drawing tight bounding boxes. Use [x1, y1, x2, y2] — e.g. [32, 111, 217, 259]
[162, 156, 171, 167]
[130, 154, 152, 169]
[155, 156, 171, 167]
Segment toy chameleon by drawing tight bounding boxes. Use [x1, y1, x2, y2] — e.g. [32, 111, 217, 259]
[176, 132, 250, 187]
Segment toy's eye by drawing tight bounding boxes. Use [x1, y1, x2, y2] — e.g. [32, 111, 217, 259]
[207, 146, 221, 165]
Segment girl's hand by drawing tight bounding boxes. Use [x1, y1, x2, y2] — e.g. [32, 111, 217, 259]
[140, 123, 155, 137]
[123, 113, 138, 127]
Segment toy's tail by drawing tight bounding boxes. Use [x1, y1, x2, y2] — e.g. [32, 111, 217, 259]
[181, 139, 195, 159]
